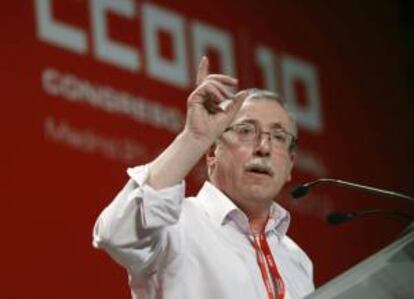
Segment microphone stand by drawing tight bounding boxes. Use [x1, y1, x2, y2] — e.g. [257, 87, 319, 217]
[291, 177, 414, 235]
[326, 209, 414, 225]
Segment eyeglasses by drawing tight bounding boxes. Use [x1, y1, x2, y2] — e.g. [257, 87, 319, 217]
[224, 122, 298, 151]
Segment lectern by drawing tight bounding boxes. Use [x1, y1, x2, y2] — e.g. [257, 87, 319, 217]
[306, 224, 414, 299]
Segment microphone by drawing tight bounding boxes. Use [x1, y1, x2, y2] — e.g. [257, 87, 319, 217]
[327, 209, 414, 225]
[291, 178, 414, 203]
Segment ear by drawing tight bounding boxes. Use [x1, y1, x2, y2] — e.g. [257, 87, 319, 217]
[286, 151, 296, 182]
[205, 143, 218, 178]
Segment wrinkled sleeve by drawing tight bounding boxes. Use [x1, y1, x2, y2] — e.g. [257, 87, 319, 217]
[92, 164, 185, 278]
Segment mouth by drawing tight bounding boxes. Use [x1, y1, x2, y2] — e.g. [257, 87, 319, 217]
[244, 158, 275, 178]
[245, 165, 274, 177]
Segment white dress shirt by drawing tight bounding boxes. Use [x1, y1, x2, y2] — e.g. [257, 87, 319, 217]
[93, 165, 315, 299]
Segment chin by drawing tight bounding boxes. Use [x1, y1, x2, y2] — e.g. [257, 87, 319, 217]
[242, 184, 278, 203]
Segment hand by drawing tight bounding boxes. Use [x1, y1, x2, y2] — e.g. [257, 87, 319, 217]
[147, 57, 245, 189]
[184, 57, 245, 143]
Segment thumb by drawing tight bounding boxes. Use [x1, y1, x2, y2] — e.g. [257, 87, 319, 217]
[224, 90, 247, 117]
[217, 91, 247, 126]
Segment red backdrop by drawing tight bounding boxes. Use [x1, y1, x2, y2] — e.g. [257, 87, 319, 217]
[2, 1, 414, 297]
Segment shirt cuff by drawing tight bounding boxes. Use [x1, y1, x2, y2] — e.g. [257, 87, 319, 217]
[127, 165, 185, 229]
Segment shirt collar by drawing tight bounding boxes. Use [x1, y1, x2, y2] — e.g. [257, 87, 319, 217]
[197, 181, 240, 225]
[196, 181, 291, 237]
[267, 202, 291, 237]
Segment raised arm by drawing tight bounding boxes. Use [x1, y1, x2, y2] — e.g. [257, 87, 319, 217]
[147, 57, 244, 189]
[93, 57, 244, 278]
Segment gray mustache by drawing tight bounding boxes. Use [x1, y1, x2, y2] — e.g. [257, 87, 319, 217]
[244, 158, 274, 175]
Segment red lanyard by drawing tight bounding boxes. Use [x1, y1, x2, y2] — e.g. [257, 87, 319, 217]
[250, 228, 285, 299]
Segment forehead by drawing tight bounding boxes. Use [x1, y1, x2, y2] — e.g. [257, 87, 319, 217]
[233, 98, 293, 130]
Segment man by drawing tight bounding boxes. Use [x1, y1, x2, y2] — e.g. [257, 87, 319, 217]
[93, 57, 315, 299]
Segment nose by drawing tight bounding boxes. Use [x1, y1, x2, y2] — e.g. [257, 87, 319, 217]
[254, 132, 272, 156]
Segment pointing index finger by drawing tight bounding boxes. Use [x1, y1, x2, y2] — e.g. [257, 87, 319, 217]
[196, 56, 209, 86]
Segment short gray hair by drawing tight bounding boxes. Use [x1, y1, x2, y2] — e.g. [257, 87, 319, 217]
[240, 88, 298, 150]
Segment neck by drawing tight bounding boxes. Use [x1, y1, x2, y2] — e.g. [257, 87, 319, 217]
[248, 210, 270, 234]
[226, 193, 273, 234]
[210, 179, 273, 234]
[233, 198, 271, 234]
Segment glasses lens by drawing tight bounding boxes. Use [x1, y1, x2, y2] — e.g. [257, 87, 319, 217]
[234, 123, 256, 141]
[270, 130, 289, 146]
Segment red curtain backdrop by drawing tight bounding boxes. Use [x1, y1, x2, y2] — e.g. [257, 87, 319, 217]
[2, 1, 413, 297]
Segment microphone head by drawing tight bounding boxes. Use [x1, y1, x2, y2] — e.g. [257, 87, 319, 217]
[326, 212, 354, 225]
[291, 185, 309, 198]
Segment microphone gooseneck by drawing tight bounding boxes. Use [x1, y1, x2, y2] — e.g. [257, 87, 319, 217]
[291, 178, 414, 203]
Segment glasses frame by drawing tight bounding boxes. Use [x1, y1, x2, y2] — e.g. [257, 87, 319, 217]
[224, 122, 298, 151]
